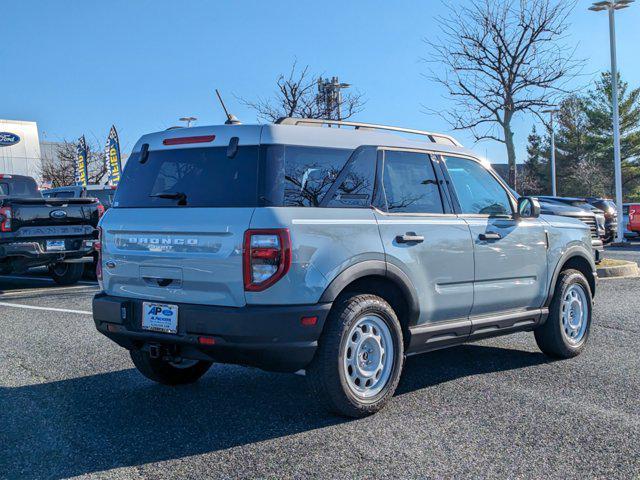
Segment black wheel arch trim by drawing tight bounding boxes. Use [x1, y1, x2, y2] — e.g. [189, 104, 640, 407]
[319, 259, 421, 326]
[545, 246, 597, 307]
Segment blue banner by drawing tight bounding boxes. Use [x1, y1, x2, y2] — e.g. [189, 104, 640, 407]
[75, 135, 89, 187]
[105, 125, 122, 185]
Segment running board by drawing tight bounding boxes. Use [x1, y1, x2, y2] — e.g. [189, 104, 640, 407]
[407, 308, 548, 355]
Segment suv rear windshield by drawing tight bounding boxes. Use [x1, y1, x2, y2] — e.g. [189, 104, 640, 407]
[114, 146, 260, 208]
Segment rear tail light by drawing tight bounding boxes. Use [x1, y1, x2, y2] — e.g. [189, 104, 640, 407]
[243, 229, 291, 291]
[0, 206, 12, 232]
[96, 203, 105, 218]
[96, 226, 103, 282]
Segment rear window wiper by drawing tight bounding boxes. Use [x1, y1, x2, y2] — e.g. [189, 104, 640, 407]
[149, 191, 187, 205]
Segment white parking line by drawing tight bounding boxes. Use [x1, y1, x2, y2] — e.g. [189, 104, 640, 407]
[0, 285, 98, 298]
[0, 301, 92, 315]
[0, 275, 96, 285]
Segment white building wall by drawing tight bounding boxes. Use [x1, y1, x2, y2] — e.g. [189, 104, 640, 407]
[0, 119, 42, 181]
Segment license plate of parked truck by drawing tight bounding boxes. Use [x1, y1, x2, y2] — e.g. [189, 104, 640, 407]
[93, 118, 596, 418]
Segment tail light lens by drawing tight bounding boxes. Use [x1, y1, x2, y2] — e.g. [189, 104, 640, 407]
[96, 226, 103, 283]
[0, 206, 12, 232]
[96, 202, 105, 218]
[243, 229, 291, 291]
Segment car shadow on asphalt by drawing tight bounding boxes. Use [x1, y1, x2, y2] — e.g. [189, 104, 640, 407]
[1, 344, 549, 479]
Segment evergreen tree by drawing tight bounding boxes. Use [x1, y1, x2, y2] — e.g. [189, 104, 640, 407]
[553, 95, 605, 197]
[584, 72, 640, 200]
[521, 126, 550, 195]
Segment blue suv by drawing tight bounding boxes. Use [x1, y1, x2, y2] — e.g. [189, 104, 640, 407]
[93, 118, 596, 417]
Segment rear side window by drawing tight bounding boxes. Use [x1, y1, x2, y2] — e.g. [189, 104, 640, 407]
[325, 147, 376, 208]
[379, 150, 444, 214]
[114, 146, 259, 208]
[282, 146, 352, 207]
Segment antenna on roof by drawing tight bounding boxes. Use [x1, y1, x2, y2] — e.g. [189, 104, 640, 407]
[215, 89, 241, 125]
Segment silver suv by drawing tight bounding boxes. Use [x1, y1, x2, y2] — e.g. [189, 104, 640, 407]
[93, 118, 596, 417]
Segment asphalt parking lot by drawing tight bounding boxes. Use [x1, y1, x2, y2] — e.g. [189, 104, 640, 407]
[1, 247, 640, 480]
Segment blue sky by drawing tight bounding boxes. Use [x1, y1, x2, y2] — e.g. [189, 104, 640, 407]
[3, 0, 639, 163]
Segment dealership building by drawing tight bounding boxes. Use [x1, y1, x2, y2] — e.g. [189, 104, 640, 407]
[0, 119, 43, 181]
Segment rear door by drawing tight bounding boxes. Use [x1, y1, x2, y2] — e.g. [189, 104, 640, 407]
[373, 149, 475, 341]
[102, 141, 261, 307]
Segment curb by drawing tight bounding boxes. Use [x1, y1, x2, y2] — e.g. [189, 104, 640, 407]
[597, 260, 639, 279]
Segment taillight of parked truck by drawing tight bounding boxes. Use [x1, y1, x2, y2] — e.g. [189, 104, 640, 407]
[96, 226, 103, 285]
[243, 229, 291, 291]
[0, 206, 12, 232]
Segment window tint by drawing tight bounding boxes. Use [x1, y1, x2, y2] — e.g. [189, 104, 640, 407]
[325, 148, 376, 208]
[0, 178, 39, 198]
[114, 146, 259, 208]
[444, 156, 512, 215]
[283, 146, 352, 207]
[90, 189, 114, 207]
[54, 191, 76, 198]
[380, 151, 443, 214]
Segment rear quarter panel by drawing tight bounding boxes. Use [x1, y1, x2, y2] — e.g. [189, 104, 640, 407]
[247, 207, 384, 305]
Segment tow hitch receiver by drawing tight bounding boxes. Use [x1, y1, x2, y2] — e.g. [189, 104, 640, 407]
[147, 343, 180, 362]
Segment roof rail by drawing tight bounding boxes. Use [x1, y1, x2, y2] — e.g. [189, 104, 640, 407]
[275, 117, 462, 147]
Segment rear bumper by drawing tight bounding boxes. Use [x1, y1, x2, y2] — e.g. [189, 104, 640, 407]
[0, 239, 95, 259]
[93, 294, 332, 373]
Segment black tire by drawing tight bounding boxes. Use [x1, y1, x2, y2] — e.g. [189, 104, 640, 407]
[535, 269, 592, 359]
[130, 349, 213, 385]
[307, 294, 404, 418]
[49, 262, 84, 285]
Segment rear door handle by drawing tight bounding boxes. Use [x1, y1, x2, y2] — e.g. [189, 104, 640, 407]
[479, 232, 502, 241]
[396, 234, 424, 244]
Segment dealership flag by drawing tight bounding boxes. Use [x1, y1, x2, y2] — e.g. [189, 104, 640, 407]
[105, 125, 122, 185]
[75, 135, 89, 187]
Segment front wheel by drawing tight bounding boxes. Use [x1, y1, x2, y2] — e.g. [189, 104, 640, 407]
[50, 262, 84, 285]
[130, 350, 213, 385]
[307, 294, 404, 418]
[535, 269, 592, 358]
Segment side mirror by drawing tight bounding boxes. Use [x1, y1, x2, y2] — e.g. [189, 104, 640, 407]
[517, 197, 541, 219]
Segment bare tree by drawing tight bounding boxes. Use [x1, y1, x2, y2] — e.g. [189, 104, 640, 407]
[41, 140, 107, 187]
[425, 0, 582, 188]
[240, 61, 365, 122]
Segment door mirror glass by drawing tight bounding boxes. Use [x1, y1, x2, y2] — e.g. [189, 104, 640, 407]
[517, 197, 541, 218]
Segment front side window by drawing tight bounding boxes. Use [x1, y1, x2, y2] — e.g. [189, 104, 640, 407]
[380, 150, 443, 214]
[444, 156, 512, 215]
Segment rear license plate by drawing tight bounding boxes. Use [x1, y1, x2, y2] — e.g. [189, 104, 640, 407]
[46, 240, 65, 251]
[142, 302, 178, 334]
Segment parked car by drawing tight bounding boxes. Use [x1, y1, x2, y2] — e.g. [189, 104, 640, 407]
[623, 203, 640, 238]
[0, 174, 100, 284]
[585, 198, 618, 243]
[538, 196, 608, 243]
[536, 198, 604, 262]
[43, 184, 117, 212]
[93, 119, 596, 417]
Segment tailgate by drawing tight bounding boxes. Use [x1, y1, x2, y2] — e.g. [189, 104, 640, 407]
[7, 197, 99, 232]
[102, 208, 254, 307]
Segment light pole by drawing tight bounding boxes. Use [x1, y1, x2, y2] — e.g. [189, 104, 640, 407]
[179, 116, 197, 128]
[543, 108, 560, 196]
[589, 0, 634, 243]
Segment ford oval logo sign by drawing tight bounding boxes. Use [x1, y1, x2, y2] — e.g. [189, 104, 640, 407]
[0, 132, 20, 147]
[50, 210, 67, 219]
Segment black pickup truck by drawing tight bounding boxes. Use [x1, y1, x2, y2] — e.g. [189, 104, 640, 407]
[0, 174, 101, 284]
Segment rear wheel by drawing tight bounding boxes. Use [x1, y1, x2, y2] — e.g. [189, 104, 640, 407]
[50, 262, 84, 285]
[535, 269, 592, 358]
[130, 349, 213, 385]
[307, 294, 404, 418]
